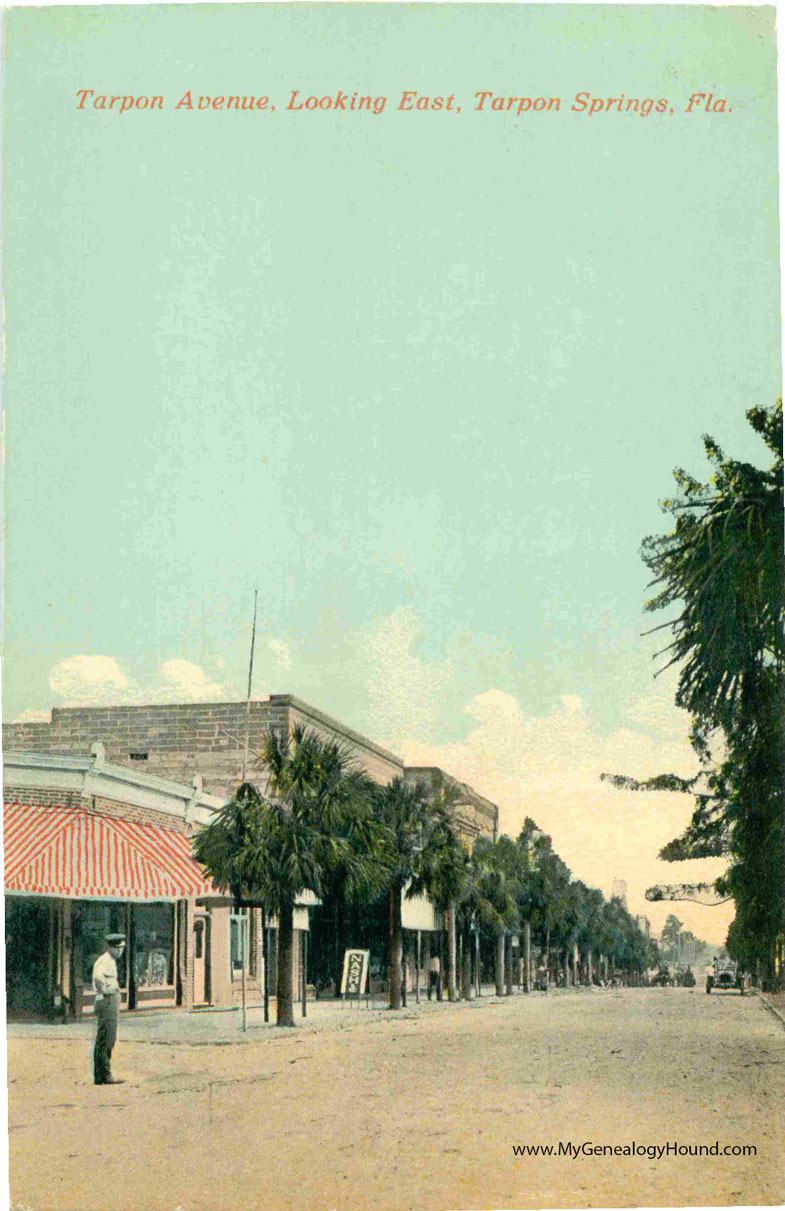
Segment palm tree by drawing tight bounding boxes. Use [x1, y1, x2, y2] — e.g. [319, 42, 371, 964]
[413, 804, 468, 1002]
[192, 782, 268, 1027]
[473, 836, 519, 996]
[316, 769, 388, 996]
[195, 726, 380, 1027]
[375, 777, 433, 1010]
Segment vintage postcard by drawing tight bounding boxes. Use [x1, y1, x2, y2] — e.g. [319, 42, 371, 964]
[2, 3, 783, 1210]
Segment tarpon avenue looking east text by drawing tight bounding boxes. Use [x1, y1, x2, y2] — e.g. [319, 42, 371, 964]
[74, 88, 733, 116]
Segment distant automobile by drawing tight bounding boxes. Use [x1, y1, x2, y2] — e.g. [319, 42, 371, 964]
[706, 957, 748, 995]
[652, 969, 672, 987]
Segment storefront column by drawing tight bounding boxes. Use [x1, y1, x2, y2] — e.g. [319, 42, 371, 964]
[180, 899, 196, 1010]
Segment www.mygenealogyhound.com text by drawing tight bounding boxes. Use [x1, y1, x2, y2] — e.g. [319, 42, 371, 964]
[512, 1141, 758, 1160]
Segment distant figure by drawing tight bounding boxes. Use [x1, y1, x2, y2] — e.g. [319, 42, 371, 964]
[92, 933, 126, 1086]
[427, 954, 441, 1000]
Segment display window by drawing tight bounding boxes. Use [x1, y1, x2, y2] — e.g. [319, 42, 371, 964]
[73, 901, 128, 989]
[132, 903, 175, 988]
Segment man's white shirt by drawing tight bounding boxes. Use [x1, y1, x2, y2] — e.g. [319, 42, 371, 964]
[92, 952, 120, 1000]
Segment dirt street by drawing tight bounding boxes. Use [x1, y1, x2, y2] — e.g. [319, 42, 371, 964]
[7, 987, 784, 1211]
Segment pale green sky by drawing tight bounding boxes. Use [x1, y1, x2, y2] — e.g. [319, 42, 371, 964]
[2, 4, 780, 938]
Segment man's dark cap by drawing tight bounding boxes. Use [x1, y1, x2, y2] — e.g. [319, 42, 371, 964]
[105, 933, 126, 945]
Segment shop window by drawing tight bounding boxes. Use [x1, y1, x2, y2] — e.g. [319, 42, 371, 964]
[133, 903, 174, 988]
[73, 902, 127, 987]
[194, 919, 204, 960]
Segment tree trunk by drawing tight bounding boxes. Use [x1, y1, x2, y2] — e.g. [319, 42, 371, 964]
[587, 950, 593, 985]
[389, 882, 404, 1010]
[563, 950, 570, 987]
[276, 899, 296, 1027]
[437, 930, 445, 1001]
[460, 923, 473, 999]
[505, 935, 513, 996]
[333, 872, 347, 997]
[523, 921, 531, 993]
[572, 942, 579, 986]
[475, 929, 481, 997]
[494, 932, 505, 996]
[447, 902, 458, 1002]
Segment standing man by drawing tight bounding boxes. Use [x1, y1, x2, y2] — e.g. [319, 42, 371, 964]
[92, 932, 126, 1086]
[427, 953, 440, 1000]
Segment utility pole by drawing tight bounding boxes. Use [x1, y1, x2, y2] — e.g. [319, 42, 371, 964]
[240, 589, 258, 1032]
[242, 589, 258, 783]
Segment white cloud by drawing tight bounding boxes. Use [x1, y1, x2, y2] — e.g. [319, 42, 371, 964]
[46, 654, 228, 706]
[268, 638, 292, 672]
[159, 659, 226, 702]
[365, 608, 732, 945]
[363, 607, 451, 748]
[49, 655, 129, 704]
[12, 707, 51, 723]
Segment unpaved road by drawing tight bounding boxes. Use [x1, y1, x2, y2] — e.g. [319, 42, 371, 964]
[7, 987, 784, 1211]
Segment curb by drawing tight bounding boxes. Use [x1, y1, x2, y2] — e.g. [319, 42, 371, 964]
[758, 992, 785, 1030]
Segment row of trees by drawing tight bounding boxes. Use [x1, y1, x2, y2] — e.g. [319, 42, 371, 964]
[659, 913, 709, 969]
[194, 724, 655, 1026]
[608, 400, 783, 988]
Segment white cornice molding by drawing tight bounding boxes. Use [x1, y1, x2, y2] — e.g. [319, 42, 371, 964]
[4, 750, 224, 825]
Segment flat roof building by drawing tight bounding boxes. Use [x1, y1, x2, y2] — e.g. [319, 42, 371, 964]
[3, 695, 405, 800]
[4, 695, 499, 1015]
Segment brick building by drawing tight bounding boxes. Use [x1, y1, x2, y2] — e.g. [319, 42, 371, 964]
[3, 695, 404, 799]
[403, 767, 498, 844]
[4, 695, 498, 1013]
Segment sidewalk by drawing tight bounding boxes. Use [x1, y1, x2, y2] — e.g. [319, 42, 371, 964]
[759, 991, 785, 1028]
[6, 983, 595, 1045]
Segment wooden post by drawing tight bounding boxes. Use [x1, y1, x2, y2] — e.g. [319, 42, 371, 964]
[241, 913, 248, 1033]
[301, 930, 307, 1018]
[241, 915, 247, 1031]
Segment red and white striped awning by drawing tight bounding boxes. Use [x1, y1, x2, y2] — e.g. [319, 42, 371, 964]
[3, 803, 217, 901]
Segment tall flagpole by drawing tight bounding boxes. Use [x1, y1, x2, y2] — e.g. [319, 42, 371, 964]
[241, 588, 258, 1033]
[242, 589, 258, 783]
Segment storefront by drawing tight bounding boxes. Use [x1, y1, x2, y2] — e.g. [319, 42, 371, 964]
[3, 799, 215, 1019]
[4, 751, 317, 1020]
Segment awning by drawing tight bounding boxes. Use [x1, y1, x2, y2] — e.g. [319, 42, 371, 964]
[3, 802, 216, 901]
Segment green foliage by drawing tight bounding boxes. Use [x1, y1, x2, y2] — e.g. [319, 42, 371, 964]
[374, 776, 434, 890]
[642, 401, 783, 727]
[194, 726, 386, 1023]
[608, 400, 784, 986]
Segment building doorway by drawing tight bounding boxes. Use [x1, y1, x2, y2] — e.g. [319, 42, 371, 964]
[5, 898, 52, 1017]
[193, 913, 209, 1005]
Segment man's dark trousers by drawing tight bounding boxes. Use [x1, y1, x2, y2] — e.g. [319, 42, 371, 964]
[94, 994, 119, 1084]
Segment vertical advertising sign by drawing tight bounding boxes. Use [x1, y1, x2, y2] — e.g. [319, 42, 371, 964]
[341, 949, 370, 998]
